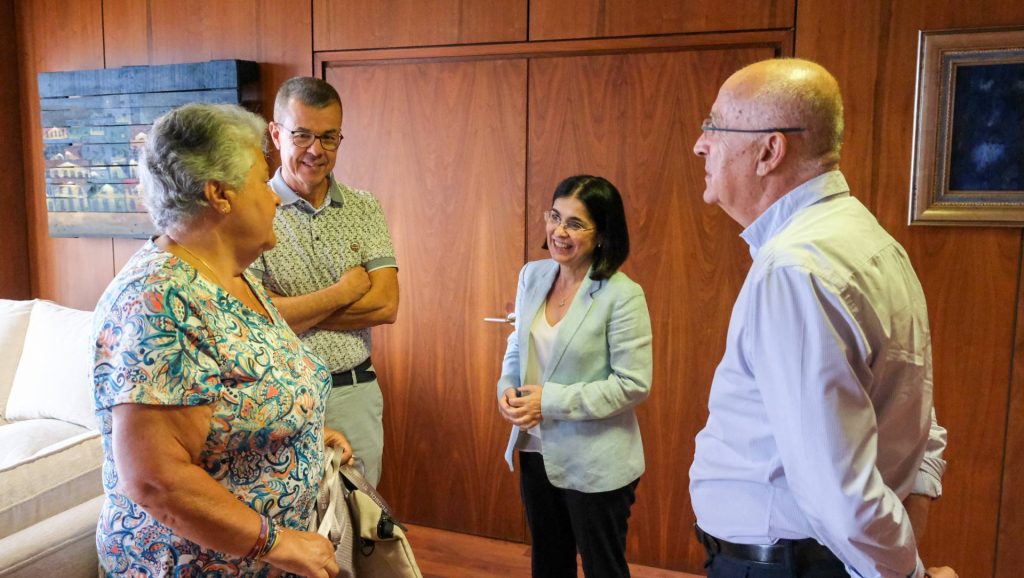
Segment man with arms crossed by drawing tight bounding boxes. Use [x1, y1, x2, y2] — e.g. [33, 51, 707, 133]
[254, 77, 399, 487]
[689, 58, 956, 578]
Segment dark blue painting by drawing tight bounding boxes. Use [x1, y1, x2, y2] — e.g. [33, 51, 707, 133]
[948, 62, 1024, 191]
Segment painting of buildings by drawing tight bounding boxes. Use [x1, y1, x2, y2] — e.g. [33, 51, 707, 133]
[38, 59, 258, 237]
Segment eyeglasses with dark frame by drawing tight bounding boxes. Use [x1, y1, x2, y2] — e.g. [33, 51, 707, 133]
[276, 123, 344, 151]
[700, 118, 807, 134]
[543, 210, 594, 234]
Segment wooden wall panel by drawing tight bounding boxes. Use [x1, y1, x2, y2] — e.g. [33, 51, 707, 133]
[528, 42, 785, 571]
[325, 58, 528, 540]
[102, 0, 312, 121]
[1001, 244, 1024, 576]
[530, 0, 794, 40]
[313, 0, 527, 51]
[0, 0, 30, 299]
[796, 1, 1024, 576]
[16, 0, 113, 310]
[914, 230, 1017, 575]
[112, 240, 147, 276]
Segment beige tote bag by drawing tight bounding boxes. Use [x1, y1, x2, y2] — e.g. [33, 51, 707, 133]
[316, 447, 423, 578]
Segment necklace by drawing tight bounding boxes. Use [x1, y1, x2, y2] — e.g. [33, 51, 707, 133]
[168, 237, 267, 319]
[555, 277, 582, 308]
[172, 239, 224, 286]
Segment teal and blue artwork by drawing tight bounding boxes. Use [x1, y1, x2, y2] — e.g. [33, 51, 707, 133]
[38, 60, 259, 238]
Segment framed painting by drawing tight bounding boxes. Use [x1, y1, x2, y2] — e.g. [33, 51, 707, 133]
[909, 26, 1024, 226]
[39, 60, 259, 238]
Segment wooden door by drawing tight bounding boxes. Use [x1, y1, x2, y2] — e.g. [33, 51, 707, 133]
[326, 59, 528, 540]
[527, 45, 783, 570]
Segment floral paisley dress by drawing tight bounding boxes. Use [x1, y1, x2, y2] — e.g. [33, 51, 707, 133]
[92, 241, 331, 577]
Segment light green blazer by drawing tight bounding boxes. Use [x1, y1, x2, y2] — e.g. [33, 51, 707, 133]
[498, 259, 653, 493]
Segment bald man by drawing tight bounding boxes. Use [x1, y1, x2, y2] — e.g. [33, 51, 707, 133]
[688, 59, 957, 578]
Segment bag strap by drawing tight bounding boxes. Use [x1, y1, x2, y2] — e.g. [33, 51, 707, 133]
[338, 462, 408, 532]
[338, 463, 391, 512]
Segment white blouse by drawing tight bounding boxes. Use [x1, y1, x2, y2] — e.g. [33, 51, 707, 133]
[517, 301, 561, 453]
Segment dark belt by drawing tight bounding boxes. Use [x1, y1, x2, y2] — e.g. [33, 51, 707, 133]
[695, 524, 840, 567]
[331, 358, 375, 388]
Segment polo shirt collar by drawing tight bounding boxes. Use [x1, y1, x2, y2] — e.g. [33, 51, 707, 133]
[270, 168, 344, 215]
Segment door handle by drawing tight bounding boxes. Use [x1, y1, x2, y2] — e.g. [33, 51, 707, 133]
[483, 313, 516, 325]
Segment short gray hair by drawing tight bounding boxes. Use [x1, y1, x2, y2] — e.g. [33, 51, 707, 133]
[140, 103, 267, 231]
[274, 76, 342, 120]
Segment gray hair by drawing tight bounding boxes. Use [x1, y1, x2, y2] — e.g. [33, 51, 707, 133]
[273, 76, 342, 120]
[140, 103, 267, 231]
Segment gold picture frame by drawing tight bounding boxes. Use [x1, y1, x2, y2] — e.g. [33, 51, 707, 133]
[909, 26, 1024, 226]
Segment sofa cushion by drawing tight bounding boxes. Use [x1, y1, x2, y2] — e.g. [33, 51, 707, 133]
[0, 300, 36, 425]
[0, 419, 93, 469]
[5, 300, 97, 430]
[0, 494, 102, 578]
[0, 428, 102, 538]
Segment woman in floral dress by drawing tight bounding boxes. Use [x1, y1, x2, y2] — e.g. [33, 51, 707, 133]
[92, 103, 370, 577]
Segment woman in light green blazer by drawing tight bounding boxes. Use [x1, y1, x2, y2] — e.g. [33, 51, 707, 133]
[497, 175, 653, 578]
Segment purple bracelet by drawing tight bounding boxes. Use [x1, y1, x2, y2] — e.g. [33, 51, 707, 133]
[246, 515, 269, 559]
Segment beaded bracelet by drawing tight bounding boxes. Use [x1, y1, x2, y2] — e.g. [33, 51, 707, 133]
[246, 515, 270, 560]
[254, 517, 279, 560]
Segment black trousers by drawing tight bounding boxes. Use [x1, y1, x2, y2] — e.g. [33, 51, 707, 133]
[519, 451, 639, 578]
[705, 554, 848, 578]
[698, 528, 848, 578]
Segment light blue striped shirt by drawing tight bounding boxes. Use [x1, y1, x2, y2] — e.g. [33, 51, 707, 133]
[689, 171, 946, 578]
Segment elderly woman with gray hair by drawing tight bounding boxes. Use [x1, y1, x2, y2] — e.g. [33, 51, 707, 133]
[92, 103, 370, 577]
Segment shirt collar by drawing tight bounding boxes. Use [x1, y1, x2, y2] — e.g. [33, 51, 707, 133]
[269, 168, 344, 215]
[739, 170, 850, 255]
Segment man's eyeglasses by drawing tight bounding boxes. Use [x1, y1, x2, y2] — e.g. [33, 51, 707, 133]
[277, 124, 344, 151]
[700, 118, 807, 134]
[544, 210, 594, 233]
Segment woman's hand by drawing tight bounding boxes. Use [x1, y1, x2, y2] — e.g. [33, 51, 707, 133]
[324, 427, 354, 465]
[264, 527, 339, 578]
[497, 387, 518, 423]
[498, 384, 543, 429]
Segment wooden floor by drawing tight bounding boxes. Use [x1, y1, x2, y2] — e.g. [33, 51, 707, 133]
[406, 524, 703, 578]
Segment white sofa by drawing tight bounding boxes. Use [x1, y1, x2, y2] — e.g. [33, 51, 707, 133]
[0, 299, 104, 577]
